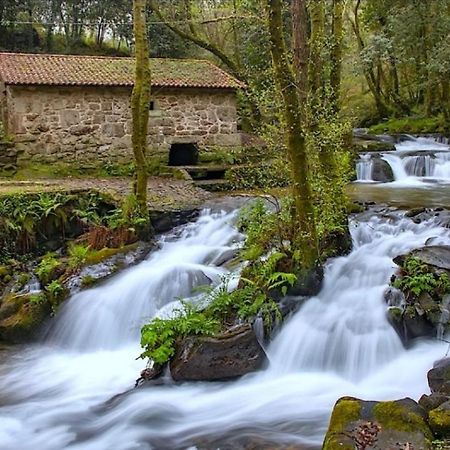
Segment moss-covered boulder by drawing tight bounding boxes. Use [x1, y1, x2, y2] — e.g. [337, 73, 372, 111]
[429, 401, 450, 436]
[387, 246, 450, 342]
[0, 293, 50, 342]
[169, 324, 267, 382]
[323, 397, 433, 450]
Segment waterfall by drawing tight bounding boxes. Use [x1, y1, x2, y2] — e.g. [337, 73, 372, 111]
[371, 136, 450, 183]
[0, 207, 449, 449]
[356, 154, 374, 182]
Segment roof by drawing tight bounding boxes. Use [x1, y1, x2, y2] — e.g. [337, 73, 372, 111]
[0, 52, 244, 90]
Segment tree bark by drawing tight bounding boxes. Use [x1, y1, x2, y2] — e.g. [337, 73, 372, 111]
[330, 0, 344, 112]
[265, 0, 318, 268]
[292, 0, 309, 107]
[131, 0, 151, 217]
[308, 0, 325, 112]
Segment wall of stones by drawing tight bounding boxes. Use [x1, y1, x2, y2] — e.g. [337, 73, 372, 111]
[5, 85, 240, 169]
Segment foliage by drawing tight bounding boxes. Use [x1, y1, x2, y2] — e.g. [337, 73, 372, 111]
[139, 249, 295, 366]
[0, 191, 117, 262]
[45, 279, 66, 307]
[369, 115, 448, 135]
[139, 304, 219, 365]
[28, 292, 47, 305]
[35, 253, 61, 284]
[393, 257, 450, 298]
[68, 244, 91, 269]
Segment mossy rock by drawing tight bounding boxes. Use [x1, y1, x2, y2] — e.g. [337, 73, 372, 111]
[323, 397, 362, 450]
[323, 397, 433, 450]
[0, 293, 50, 343]
[429, 401, 450, 436]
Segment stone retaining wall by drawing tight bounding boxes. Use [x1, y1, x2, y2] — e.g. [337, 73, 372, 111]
[0, 140, 18, 175]
[4, 85, 239, 168]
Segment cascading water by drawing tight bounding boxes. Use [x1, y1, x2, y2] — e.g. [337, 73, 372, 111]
[0, 206, 449, 449]
[356, 154, 374, 182]
[355, 135, 450, 184]
[384, 136, 450, 184]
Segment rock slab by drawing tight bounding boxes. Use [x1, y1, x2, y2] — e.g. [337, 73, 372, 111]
[170, 324, 266, 381]
[323, 397, 432, 450]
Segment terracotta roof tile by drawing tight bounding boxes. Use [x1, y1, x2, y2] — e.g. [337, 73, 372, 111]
[0, 53, 244, 90]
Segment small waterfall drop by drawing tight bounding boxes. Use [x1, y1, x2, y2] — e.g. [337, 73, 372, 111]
[356, 153, 374, 182]
[366, 136, 450, 184]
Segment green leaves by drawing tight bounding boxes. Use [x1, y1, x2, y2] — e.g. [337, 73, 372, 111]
[139, 306, 220, 365]
[393, 257, 450, 298]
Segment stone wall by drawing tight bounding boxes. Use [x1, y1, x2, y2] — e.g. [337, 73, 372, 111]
[5, 85, 239, 169]
[0, 141, 18, 175]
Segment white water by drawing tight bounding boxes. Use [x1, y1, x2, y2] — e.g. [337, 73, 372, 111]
[0, 207, 450, 449]
[356, 154, 374, 182]
[356, 135, 450, 184]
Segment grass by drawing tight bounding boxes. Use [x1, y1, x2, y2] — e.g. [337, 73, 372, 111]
[369, 115, 448, 135]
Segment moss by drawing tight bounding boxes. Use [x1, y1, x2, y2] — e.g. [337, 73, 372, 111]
[84, 242, 139, 266]
[81, 274, 97, 288]
[373, 401, 433, 440]
[0, 265, 11, 277]
[388, 306, 403, 322]
[429, 406, 450, 436]
[0, 294, 50, 343]
[369, 115, 448, 135]
[323, 397, 362, 450]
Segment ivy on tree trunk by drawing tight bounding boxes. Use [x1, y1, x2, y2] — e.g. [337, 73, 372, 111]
[131, 0, 151, 218]
[265, 0, 318, 269]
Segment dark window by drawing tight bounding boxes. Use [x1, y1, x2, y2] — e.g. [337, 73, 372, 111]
[149, 101, 155, 111]
[169, 143, 199, 166]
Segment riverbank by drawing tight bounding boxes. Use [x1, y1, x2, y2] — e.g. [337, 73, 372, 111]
[0, 176, 212, 212]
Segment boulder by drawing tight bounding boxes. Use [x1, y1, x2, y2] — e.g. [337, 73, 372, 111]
[428, 358, 450, 395]
[419, 393, 449, 412]
[170, 324, 266, 381]
[323, 397, 433, 450]
[0, 293, 50, 343]
[394, 246, 450, 271]
[429, 400, 450, 436]
[371, 158, 394, 182]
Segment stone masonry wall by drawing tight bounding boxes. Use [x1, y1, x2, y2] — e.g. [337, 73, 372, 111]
[6, 85, 239, 168]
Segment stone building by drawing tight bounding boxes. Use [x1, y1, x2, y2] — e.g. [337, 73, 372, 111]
[0, 52, 243, 170]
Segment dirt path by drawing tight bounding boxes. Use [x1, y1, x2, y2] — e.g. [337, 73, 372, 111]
[0, 176, 213, 211]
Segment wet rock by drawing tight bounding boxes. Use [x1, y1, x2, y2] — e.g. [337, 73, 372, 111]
[287, 265, 324, 297]
[323, 397, 432, 450]
[428, 358, 450, 395]
[134, 365, 164, 388]
[210, 248, 239, 267]
[371, 158, 394, 182]
[419, 393, 449, 412]
[429, 400, 450, 436]
[395, 246, 450, 271]
[405, 207, 427, 218]
[320, 227, 353, 260]
[0, 293, 50, 343]
[150, 208, 199, 233]
[170, 324, 267, 381]
[278, 295, 308, 319]
[384, 287, 406, 307]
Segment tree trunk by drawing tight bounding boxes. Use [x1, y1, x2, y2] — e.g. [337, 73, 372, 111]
[131, 0, 151, 218]
[308, 0, 325, 116]
[330, 0, 344, 112]
[349, 0, 391, 118]
[265, 0, 318, 268]
[292, 0, 309, 107]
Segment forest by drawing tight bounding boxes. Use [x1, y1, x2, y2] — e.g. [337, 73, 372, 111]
[0, 1, 450, 449]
